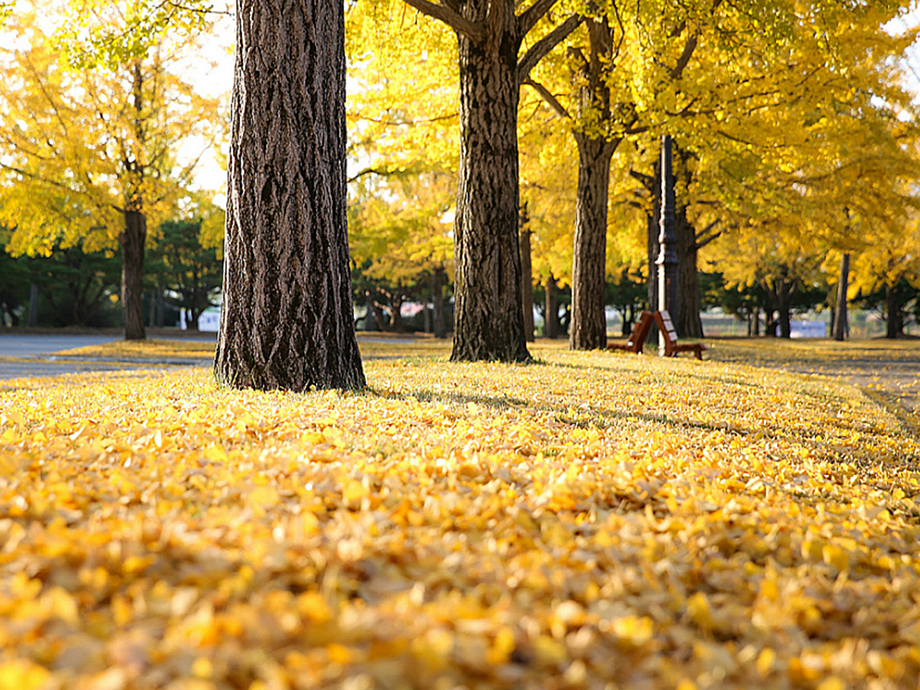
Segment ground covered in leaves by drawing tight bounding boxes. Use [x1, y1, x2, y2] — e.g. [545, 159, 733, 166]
[2, 340, 920, 690]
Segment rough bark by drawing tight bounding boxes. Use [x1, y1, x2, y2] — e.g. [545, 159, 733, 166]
[214, 0, 365, 391]
[566, 19, 619, 351]
[833, 253, 850, 342]
[450, 7, 530, 362]
[519, 218, 535, 342]
[569, 135, 615, 350]
[674, 202, 703, 338]
[121, 61, 148, 341]
[122, 209, 147, 340]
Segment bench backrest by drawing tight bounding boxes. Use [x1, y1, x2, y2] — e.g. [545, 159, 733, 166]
[654, 310, 679, 346]
[628, 311, 655, 347]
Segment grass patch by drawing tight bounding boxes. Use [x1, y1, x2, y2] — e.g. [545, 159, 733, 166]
[1, 342, 919, 688]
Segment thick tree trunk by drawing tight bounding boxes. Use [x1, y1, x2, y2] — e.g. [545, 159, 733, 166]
[215, 0, 365, 391]
[545, 276, 559, 339]
[450, 12, 530, 362]
[675, 204, 703, 338]
[520, 221, 535, 342]
[122, 209, 147, 340]
[570, 135, 615, 350]
[833, 253, 850, 342]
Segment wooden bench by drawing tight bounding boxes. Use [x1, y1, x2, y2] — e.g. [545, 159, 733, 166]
[654, 310, 707, 360]
[607, 310, 654, 354]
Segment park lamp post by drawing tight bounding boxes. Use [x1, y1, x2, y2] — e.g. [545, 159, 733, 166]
[656, 134, 679, 354]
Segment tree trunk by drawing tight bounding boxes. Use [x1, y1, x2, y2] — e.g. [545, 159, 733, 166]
[775, 280, 793, 339]
[545, 276, 559, 339]
[519, 216, 535, 342]
[122, 209, 147, 340]
[645, 209, 660, 347]
[432, 269, 447, 339]
[156, 281, 166, 327]
[765, 308, 777, 337]
[675, 203, 703, 338]
[569, 135, 615, 350]
[621, 306, 634, 336]
[215, 0, 365, 391]
[450, 10, 530, 363]
[367, 295, 387, 332]
[28, 283, 39, 327]
[833, 252, 850, 342]
[886, 283, 902, 339]
[390, 292, 406, 332]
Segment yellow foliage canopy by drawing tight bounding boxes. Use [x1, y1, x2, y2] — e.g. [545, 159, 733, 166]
[0, 2, 223, 256]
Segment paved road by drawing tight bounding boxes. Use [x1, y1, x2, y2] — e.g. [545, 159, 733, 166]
[0, 334, 213, 381]
[779, 358, 920, 414]
[0, 335, 121, 358]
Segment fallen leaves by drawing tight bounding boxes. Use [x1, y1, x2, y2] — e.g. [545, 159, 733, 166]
[1, 344, 920, 689]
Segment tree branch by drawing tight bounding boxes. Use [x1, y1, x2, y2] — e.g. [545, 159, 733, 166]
[629, 168, 654, 189]
[694, 219, 721, 251]
[517, 13, 584, 84]
[0, 162, 124, 214]
[668, 31, 698, 81]
[517, 0, 558, 37]
[399, 0, 486, 42]
[522, 77, 570, 119]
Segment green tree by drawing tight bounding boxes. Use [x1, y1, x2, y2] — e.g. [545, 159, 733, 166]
[148, 219, 222, 331]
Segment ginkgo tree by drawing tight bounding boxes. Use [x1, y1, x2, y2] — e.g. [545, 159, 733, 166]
[684, 6, 920, 337]
[346, 1, 458, 338]
[390, 0, 584, 362]
[349, 170, 454, 336]
[522, 0, 919, 346]
[0, 0, 222, 340]
[214, 0, 367, 391]
[849, 200, 920, 338]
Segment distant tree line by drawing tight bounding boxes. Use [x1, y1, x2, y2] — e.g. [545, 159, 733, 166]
[0, 219, 221, 331]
